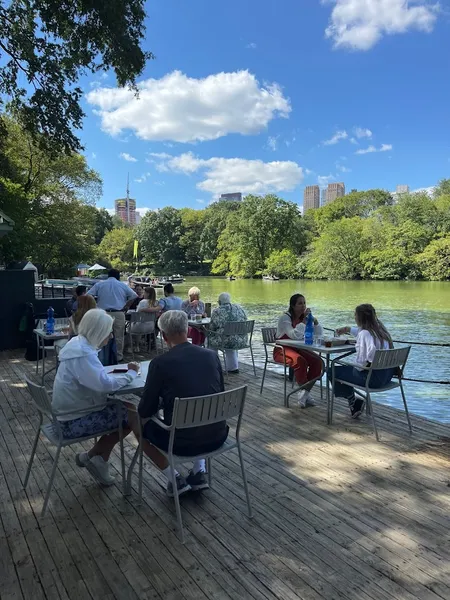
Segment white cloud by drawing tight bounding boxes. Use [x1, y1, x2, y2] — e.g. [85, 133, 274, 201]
[323, 130, 348, 145]
[152, 151, 303, 196]
[196, 199, 205, 204]
[325, 0, 438, 51]
[336, 163, 352, 173]
[355, 143, 393, 155]
[266, 135, 279, 151]
[86, 70, 290, 143]
[318, 174, 335, 187]
[135, 172, 151, 183]
[119, 152, 138, 162]
[136, 207, 151, 217]
[246, 42, 257, 49]
[353, 127, 372, 139]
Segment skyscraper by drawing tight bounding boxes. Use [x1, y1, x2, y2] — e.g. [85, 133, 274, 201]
[321, 188, 327, 207]
[326, 182, 345, 204]
[303, 185, 320, 211]
[114, 174, 137, 225]
[396, 184, 410, 195]
[220, 192, 242, 202]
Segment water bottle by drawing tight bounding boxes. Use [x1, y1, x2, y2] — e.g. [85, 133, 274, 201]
[46, 306, 55, 335]
[305, 312, 314, 345]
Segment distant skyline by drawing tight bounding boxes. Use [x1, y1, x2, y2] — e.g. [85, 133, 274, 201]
[78, 0, 449, 214]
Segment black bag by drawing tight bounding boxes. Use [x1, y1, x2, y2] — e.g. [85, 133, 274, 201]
[98, 335, 118, 366]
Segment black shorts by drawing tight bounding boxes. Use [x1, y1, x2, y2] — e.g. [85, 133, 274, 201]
[143, 420, 229, 456]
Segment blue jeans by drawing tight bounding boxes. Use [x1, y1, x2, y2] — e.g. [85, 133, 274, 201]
[329, 365, 395, 399]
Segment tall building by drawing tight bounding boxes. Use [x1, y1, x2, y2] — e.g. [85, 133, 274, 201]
[396, 184, 410, 195]
[326, 182, 346, 204]
[321, 188, 327, 207]
[115, 198, 137, 225]
[220, 192, 242, 202]
[303, 185, 320, 211]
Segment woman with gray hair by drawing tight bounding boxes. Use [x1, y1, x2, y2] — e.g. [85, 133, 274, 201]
[52, 309, 139, 486]
[207, 292, 248, 373]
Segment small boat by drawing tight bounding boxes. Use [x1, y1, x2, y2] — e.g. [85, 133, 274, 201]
[166, 274, 185, 283]
[263, 275, 280, 281]
[228, 276, 236, 281]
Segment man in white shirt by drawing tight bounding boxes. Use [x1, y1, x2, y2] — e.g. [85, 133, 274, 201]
[88, 269, 137, 360]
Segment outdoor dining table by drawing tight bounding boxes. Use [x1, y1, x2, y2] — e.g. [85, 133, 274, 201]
[33, 327, 69, 385]
[188, 317, 211, 327]
[276, 339, 356, 424]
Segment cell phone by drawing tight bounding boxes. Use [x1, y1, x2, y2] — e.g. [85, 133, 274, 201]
[109, 368, 128, 373]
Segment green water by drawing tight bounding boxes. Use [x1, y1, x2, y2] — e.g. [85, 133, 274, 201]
[172, 278, 450, 423]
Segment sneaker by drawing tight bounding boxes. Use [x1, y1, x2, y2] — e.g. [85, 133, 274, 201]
[349, 396, 365, 419]
[85, 455, 116, 486]
[297, 390, 315, 408]
[75, 451, 89, 468]
[186, 470, 209, 492]
[227, 369, 239, 374]
[166, 475, 191, 498]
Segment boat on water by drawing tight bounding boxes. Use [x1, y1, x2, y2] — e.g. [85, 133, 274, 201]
[262, 275, 280, 281]
[228, 276, 236, 281]
[162, 274, 185, 284]
[130, 276, 164, 289]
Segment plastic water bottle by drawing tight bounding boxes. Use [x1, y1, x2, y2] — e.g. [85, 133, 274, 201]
[46, 306, 55, 335]
[305, 312, 314, 345]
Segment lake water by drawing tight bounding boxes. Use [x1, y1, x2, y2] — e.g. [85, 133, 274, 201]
[172, 278, 450, 424]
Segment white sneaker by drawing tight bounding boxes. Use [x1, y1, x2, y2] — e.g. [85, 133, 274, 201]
[75, 452, 90, 467]
[85, 456, 115, 486]
[298, 391, 316, 408]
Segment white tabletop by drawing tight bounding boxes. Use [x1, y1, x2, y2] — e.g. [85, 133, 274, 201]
[33, 328, 69, 341]
[104, 360, 150, 398]
[276, 339, 355, 355]
[188, 317, 211, 326]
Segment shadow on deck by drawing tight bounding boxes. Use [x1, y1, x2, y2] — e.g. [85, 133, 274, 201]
[1, 348, 450, 600]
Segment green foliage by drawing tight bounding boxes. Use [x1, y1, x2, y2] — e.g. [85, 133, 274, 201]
[98, 227, 134, 271]
[179, 208, 207, 264]
[265, 249, 299, 279]
[137, 207, 185, 271]
[416, 236, 450, 280]
[0, 0, 152, 152]
[200, 200, 241, 261]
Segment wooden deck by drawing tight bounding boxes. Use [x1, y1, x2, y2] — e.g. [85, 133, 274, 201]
[1, 348, 450, 600]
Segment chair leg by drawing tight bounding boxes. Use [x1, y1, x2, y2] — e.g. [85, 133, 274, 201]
[260, 358, 268, 394]
[399, 382, 413, 434]
[42, 445, 62, 517]
[207, 458, 212, 487]
[237, 442, 253, 518]
[24, 426, 41, 488]
[138, 442, 144, 500]
[250, 344, 257, 377]
[366, 393, 379, 442]
[222, 350, 229, 382]
[126, 447, 140, 496]
[171, 463, 185, 544]
[119, 413, 126, 495]
[284, 362, 287, 408]
[130, 333, 135, 361]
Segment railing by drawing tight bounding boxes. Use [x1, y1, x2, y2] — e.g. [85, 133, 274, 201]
[34, 284, 71, 299]
[391, 339, 450, 385]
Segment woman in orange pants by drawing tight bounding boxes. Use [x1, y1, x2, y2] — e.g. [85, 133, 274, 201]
[273, 293, 324, 407]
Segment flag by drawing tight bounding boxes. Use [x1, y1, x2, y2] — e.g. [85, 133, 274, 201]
[133, 239, 139, 258]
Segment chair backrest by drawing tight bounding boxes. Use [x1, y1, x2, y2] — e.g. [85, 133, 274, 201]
[130, 311, 156, 324]
[371, 346, 411, 372]
[261, 326, 277, 345]
[25, 376, 54, 419]
[223, 320, 254, 336]
[173, 385, 247, 429]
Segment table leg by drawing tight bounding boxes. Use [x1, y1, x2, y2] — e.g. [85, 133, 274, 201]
[36, 335, 39, 374]
[326, 354, 331, 425]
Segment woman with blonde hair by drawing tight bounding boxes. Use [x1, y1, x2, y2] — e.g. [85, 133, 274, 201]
[181, 286, 206, 345]
[68, 294, 97, 337]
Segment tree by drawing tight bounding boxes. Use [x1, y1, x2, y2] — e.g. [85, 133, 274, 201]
[0, 0, 152, 152]
[179, 208, 207, 265]
[98, 227, 134, 271]
[434, 179, 450, 199]
[265, 249, 300, 279]
[200, 200, 241, 261]
[91, 207, 114, 245]
[416, 236, 450, 280]
[138, 207, 185, 271]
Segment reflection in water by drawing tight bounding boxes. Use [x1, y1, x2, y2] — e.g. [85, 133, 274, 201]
[171, 278, 450, 424]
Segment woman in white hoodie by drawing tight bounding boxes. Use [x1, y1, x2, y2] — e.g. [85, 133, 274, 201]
[52, 309, 138, 485]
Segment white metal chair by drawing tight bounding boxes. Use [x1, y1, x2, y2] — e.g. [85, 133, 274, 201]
[259, 327, 292, 407]
[126, 385, 252, 544]
[330, 346, 412, 441]
[127, 312, 157, 359]
[23, 377, 126, 516]
[208, 320, 256, 380]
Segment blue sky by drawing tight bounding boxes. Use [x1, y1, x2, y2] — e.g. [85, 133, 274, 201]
[79, 0, 450, 216]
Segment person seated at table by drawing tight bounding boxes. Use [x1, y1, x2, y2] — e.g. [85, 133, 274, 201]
[129, 284, 144, 310]
[52, 309, 139, 486]
[130, 287, 160, 350]
[181, 286, 206, 346]
[65, 285, 87, 316]
[333, 304, 395, 419]
[68, 294, 97, 338]
[207, 292, 248, 374]
[274, 293, 324, 408]
[130, 310, 228, 496]
[159, 283, 183, 312]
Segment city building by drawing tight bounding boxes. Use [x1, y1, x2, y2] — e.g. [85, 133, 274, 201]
[396, 184, 410, 195]
[115, 198, 137, 225]
[220, 192, 242, 202]
[326, 182, 346, 204]
[321, 188, 327, 207]
[303, 185, 320, 211]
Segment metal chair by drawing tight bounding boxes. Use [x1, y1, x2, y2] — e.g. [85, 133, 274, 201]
[330, 346, 412, 441]
[210, 320, 256, 380]
[127, 312, 157, 359]
[23, 377, 126, 516]
[126, 385, 252, 544]
[259, 327, 291, 407]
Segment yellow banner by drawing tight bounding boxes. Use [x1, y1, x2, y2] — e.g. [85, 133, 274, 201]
[133, 239, 139, 258]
